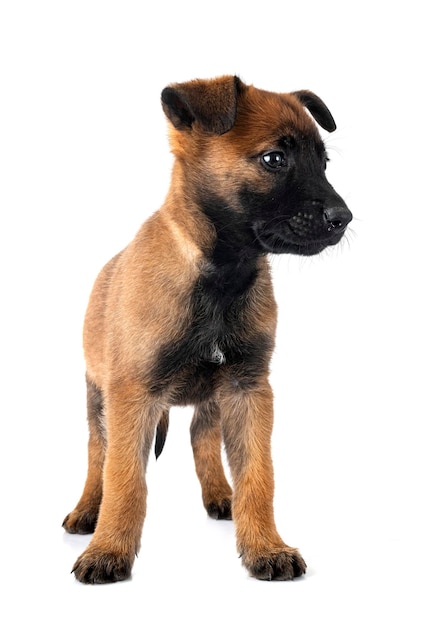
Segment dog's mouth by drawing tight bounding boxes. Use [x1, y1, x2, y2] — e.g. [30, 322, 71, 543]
[252, 205, 352, 256]
[253, 223, 347, 256]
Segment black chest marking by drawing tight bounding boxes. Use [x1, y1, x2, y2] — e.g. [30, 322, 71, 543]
[149, 258, 272, 404]
[149, 189, 275, 404]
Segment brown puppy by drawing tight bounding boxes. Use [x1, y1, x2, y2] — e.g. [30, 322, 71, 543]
[63, 76, 352, 584]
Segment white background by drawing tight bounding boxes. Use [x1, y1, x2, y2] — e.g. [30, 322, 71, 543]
[1, 1, 431, 624]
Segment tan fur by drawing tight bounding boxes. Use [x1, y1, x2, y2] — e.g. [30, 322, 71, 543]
[61, 75, 348, 584]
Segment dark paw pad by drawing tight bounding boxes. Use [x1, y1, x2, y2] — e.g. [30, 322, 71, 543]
[246, 549, 307, 581]
[72, 550, 132, 584]
[206, 498, 232, 520]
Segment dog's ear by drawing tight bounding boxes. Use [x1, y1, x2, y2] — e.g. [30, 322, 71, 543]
[292, 90, 337, 132]
[161, 75, 244, 135]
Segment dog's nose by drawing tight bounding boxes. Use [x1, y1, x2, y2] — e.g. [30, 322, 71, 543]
[323, 205, 353, 233]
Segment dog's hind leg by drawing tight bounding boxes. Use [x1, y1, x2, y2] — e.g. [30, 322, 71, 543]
[190, 399, 233, 520]
[63, 375, 105, 534]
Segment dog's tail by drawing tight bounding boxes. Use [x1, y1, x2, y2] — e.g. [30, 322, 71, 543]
[155, 410, 169, 459]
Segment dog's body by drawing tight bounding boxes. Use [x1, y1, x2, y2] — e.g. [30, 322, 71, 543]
[63, 76, 352, 584]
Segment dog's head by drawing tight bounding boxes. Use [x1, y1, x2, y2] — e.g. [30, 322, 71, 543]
[161, 76, 352, 257]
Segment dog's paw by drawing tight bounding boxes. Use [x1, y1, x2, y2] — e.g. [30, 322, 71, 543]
[63, 508, 98, 534]
[206, 497, 232, 520]
[72, 547, 133, 584]
[242, 547, 306, 581]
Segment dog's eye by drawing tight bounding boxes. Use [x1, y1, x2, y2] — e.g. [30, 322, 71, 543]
[262, 151, 287, 171]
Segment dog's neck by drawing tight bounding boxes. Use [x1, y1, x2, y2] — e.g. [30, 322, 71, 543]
[163, 203, 261, 301]
[160, 209, 203, 265]
[162, 182, 263, 284]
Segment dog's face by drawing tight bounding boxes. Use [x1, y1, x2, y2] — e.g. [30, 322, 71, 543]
[162, 76, 352, 257]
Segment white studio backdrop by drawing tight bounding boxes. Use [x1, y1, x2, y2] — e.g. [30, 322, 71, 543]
[1, 1, 430, 625]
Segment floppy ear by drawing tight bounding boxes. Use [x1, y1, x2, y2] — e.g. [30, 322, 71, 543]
[292, 90, 337, 132]
[161, 75, 244, 135]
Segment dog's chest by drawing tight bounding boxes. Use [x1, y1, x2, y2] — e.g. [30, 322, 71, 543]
[148, 263, 271, 404]
[150, 302, 241, 403]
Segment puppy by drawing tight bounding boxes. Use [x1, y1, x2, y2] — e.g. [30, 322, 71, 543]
[63, 75, 352, 583]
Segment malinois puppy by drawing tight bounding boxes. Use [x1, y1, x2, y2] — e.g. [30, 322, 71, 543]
[63, 75, 352, 583]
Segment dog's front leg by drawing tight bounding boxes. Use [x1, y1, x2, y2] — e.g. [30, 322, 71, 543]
[72, 381, 160, 584]
[220, 378, 306, 581]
